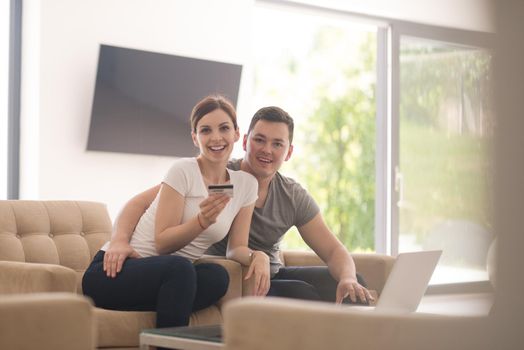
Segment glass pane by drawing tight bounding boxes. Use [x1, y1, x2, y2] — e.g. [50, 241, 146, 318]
[252, 5, 377, 252]
[399, 37, 494, 284]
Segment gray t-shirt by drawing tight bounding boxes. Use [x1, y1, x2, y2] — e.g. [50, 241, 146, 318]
[205, 159, 320, 274]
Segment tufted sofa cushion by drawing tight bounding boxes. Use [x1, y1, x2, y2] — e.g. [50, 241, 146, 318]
[0, 200, 112, 292]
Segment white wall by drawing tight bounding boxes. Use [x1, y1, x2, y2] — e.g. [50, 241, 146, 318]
[20, 0, 253, 220]
[19, 0, 494, 221]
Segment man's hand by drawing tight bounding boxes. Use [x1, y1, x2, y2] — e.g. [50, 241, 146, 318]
[335, 277, 375, 304]
[103, 240, 141, 278]
[244, 251, 271, 296]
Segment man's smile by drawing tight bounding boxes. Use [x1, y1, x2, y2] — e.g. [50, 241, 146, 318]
[256, 155, 272, 164]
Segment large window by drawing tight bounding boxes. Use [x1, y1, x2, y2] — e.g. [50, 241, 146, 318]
[397, 37, 493, 284]
[252, 3, 379, 252]
[253, 1, 493, 286]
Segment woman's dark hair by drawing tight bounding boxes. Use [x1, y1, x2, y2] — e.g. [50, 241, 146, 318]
[190, 95, 237, 132]
[247, 106, 294, 144]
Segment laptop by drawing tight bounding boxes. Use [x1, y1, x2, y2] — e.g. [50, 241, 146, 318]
[354, 250, 442, 314]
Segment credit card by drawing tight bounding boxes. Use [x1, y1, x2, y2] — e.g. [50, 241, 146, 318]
[207, 184, 234, 197]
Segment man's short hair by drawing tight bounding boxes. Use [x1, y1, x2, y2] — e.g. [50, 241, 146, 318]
[247, 106, 294, 144]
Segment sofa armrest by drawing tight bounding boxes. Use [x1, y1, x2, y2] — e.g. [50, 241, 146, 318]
[195, 256, 243, 307]
[241, 265, 256, 297]
[0, 260, 77, 294]
[282, 251, 395, 294]
[352, 253, 395, 294]
[0, 292, 96, 350]
[223, 297, 492, 350]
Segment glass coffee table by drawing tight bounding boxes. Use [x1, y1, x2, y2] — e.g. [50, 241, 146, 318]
[140, 324, 223, 350]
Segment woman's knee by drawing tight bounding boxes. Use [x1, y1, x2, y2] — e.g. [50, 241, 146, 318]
[159, 256, 197, 281]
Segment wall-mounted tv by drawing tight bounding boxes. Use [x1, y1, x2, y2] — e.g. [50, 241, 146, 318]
[87, 44, 243, 157]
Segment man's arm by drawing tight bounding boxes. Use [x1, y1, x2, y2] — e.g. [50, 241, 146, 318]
[104, 184, 160, 277]
[297, 213, 374, 304]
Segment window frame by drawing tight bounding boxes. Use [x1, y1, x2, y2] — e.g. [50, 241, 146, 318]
[7, 0, 22, 199]
[386, 21, 495, 257]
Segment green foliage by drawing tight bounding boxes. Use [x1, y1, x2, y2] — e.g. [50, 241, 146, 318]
[398, 41, 494, 253]
[296, 91, 376, 250]
[400, 45, 493, 132]
[400, 121, 493, 240]
[286, 31, 377, 251]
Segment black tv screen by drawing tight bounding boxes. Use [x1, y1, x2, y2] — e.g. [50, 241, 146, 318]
[87, 44, 243, 157]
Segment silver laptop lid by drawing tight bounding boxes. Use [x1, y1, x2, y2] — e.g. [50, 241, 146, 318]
[375, 250, 442, 313]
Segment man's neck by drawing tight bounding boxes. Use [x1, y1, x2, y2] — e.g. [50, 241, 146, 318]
[239, 158, 274, 193]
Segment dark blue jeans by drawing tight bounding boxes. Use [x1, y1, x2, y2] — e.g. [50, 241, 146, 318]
[268, 266, 367, 303]
[82, 251, 229, 327]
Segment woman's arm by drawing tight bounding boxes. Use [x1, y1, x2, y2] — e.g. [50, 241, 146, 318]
[226, 204, 271, 296]
[104, 185, 160, 277]
[154, 184, 230, 255]
[111, 185, 160, 240]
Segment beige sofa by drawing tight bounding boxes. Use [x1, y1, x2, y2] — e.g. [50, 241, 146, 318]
[0, 200, 395, 349]
[0, 200, 243, 350]
[222, 297, 493, 350]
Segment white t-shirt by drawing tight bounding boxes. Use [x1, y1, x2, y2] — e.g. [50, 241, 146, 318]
[120, 158, 257, 261]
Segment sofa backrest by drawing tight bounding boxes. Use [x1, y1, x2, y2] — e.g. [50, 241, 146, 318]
[0, 200, 112, 292]
[281, 250, 395, 295]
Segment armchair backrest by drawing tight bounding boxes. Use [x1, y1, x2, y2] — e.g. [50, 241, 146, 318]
[0, 200, 112, 292]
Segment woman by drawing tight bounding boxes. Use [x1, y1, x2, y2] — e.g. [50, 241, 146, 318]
[82, 95, 264, 328]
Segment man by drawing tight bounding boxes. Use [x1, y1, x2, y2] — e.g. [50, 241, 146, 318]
[104, 106, 373, 304]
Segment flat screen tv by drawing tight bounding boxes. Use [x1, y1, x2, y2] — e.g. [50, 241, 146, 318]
[87, 44, 243, 157]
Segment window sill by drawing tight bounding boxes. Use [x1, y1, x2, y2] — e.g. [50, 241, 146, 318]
[426, 279, 493, 295]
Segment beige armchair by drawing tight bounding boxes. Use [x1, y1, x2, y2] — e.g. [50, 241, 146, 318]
[0, 292, 96, 350]
[0, 200, 243, 350]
